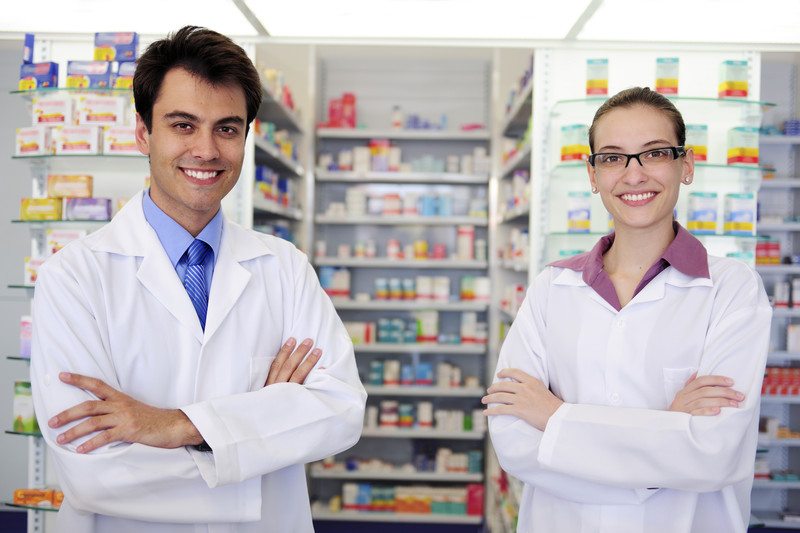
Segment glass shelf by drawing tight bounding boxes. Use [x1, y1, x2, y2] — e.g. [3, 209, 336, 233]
[6, 356, 30, 362]
[5, 430, 42, 438]
[551, 162, 775, 175]
[2, 502, 59, 513]
[12, 219, 108, 225]
[552, 95, 776, 111]
[11, 87, 132, 99]
[7, 284, 35, 290]
[13, 154, 145, 160]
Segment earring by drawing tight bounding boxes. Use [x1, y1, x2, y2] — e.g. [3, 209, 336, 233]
[683, 176, 692, 184]
[591, 186, 598, 193]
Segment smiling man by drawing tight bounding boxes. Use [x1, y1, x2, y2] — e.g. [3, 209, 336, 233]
[30, 26, 366, 533]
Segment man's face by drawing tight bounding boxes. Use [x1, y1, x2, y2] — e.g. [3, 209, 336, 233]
[135, 67, 247, 232]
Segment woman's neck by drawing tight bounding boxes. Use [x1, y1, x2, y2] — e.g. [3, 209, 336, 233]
[603, 221, 676, 277]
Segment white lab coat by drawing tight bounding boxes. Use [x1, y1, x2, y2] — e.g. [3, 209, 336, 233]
[31, 191, 367, 533]
[489, 256, 771, 533]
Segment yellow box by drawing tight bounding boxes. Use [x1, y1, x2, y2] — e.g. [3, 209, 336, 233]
[46, 175, 93, 198]
[15, 126, 51, 156]
[20, 198, 63, 221]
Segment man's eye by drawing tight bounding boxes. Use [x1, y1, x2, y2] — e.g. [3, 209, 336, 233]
[174, 123, 193, 131]
[219, 126, 238, 135]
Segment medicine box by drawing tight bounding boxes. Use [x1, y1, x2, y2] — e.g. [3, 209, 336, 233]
[32, 95, 73, 125]
[76, 95, 125, 125]
[686, 192, 718, 235]
[20, 198, 62, 221]
[52, 125, 101, 155]
[723, 193, 756, 236]
[47, 174, 93, 198]
[15, 126, 51, 156]
[22, 33, 34, 64]
[46, 229, 86, 256]
[656, 57, 679, 95]
[719, 60, 749, 98]
[13, 382, 38, 434]
[18, 62, 58, 90]
[64, 198, 113, 221]
[567, 191, 591, 233]
[94, 32, 139, 62]
[24, 258, 44, 285]
[560, 124, 590, 162]
[112, 61, 136, 89]
[727, 126, 759, 165]
[102, 126, 138, 155]
[586, 58, 608, 96]
[19, 316, 32, 359]
[66, 61, 113, 89]
[685, 124, 708, 161]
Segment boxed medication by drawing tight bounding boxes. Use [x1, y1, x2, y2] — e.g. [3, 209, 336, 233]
[20, 198, 62, 221]
[94, 32, 139, 61]
[24, 257, 44, 285]
[19, 316, 32, 359]
[655, 57, 679, 95]
[685, 124, 708, 162]
[102, 126, 138, 155]
[47, 174, 93, 198]
[13, 488, 62, 508]
[18, 62, 58, 90]
[560, 124, 590, 161]
[718, 60, 748, 98]
[76, 95, 126, 125]
[64, 198, 113, 221]
[567, 191, 591, 233]
[66, 61, 113, 89]
[686, 192, 718, 235]
[13, 381, 39, 434]
[586, 58, 608, 96]
[46, 229, 86, 256]
[727, 126, 759, 165]
[22, 33, 34, 64]
[112, 61, 136, 89]
[52, 125, 102, 155]
[723, 193, 756, 236]
[15, 126, 51, 156]
[32, 95, 73, 125]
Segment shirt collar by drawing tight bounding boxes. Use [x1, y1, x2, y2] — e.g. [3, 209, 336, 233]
[141, 188, 223, 267]
[549, 222, 710, 281]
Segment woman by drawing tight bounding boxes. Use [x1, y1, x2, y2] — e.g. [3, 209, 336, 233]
[486, 87, 771, 533]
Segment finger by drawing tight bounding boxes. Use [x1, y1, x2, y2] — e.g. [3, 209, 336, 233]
[276, 338, 313, 383]
[56, 414, 115, 445]
[684, 375, 734, 392]
[266, 337, 297, 386]
[289, 348, 322, 384]
[684, 371, 698, 386]
[496, 368, 538, 384]
[686, 397, 740, 411]
[482, 392, 518, 405]
[76, 429, 119, 454]
[59, 373, 116, 400]
[486, 381, 523, 395]
[483, 404, 518, 417]
[689, 406, 722, 416]
[687, 386, 744, 403]
[49, 400, 108, 428]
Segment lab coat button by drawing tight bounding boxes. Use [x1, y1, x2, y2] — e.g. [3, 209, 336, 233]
[616, 319, 625, 328]
[610, 392, 620, 404]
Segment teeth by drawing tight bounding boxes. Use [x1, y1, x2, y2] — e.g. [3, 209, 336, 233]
[621, 192, 655, 202]
[184, 169, 219, 180]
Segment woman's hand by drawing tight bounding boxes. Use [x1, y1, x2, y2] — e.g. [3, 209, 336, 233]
[482, 369, 563, 431]
[669, 373, 744, 416]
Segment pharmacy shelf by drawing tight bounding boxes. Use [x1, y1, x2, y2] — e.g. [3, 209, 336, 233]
[364, 386, 485, 398]
[760, 178, 800, 189]
[315, 215, 488, 226]
[499, 259, 528, 273]
[2, 502, 58, 513]
[7, 285, 34, 290]
[355, 344, 486, 355]
[309, 467, 483, 482]
[312, 507, 483, 524]
[5, 430, 42, 438]
[758, 438, 800, 447]
[500, 79, 533, 137]
[259, 85, 303, 134]
[360, 428, 486, 440]
[499, 205, 530, 224]
[333, 300, 489, 312]
[757, 265, 800, 275]
[759, 222, 800, 232]
[252, 196, 303, 221]
[752, 511, 800, 529]
[315, 170, 488, 185]
[11, 219, 108, 225]
[314, 258, 488, 270]
[254, 137, 304, 177]
[498, 308, 516, 322]
[316, 128, 490, 141]
[761, 135, 800, 145]
[500, 143, 531, 178]
[762, 395, 800, 405]
[772, 308, 800, 319]
[767, 351, 800, 362]
[752, 480, 800, 489]
[551, 96, 776, 116]
[6, 356, 30, 362]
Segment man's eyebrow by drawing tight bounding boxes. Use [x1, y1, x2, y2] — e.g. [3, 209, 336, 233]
[162, 111, 199, 122]
[215, 115, 246, 126]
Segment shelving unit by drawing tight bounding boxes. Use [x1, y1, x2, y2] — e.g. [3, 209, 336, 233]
[314, 258, 488, 269]
[333, 300, 488, 312]
[312, 507, 483, 525]
[316, 128, 489, 141]
[363, 386, 484, 398]
[309, 467, 483, 482]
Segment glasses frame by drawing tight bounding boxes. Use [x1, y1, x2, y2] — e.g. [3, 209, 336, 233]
[588, 146, 687, 169]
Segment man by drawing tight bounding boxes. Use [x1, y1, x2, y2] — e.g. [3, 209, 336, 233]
[31, 26, 366, 533]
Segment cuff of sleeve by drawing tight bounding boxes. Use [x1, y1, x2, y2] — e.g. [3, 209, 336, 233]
[537, 402, 572, 468]
[181, 402, 237, 488]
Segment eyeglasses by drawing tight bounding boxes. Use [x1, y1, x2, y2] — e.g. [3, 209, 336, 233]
[588, 146, 686, 172]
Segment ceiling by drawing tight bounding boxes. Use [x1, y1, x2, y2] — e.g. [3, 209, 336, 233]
[0, 0, 798, 44]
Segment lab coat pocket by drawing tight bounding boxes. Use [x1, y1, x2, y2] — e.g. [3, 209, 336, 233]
[249, 356, 275, 391]
[663, 366, 698, 406]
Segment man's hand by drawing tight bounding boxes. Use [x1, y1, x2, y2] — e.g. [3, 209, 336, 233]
[669, 373, 744, 416]
[48, 372, 203, 454]
[482, 368, 563, 431]
[265, 337, 322, 386]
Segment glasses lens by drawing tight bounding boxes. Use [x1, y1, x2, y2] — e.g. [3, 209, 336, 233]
[595, 153, 627, 171]
[640, 148, 676, 166]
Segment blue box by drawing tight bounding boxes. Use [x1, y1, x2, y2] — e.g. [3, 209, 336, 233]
[66, 61, 113, 89]
[23, 33, 34, 64]
[112, 61, 136, 89]
[94, 32, 139, 62]
[19, 62, 58, 90]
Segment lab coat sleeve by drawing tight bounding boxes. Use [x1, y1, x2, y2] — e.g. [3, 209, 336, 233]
[536, 265, 772, 492]
[489, 269, 659, 505]
[182, 245, 367, 487]
[30, 252, 261, 524]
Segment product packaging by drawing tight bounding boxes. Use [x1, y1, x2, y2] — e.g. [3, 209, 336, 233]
[727, 126, 759, 165]
[15, 126, 51, 156]
[22, 33, 34, 64]
[685, 124, 708, 162]
[723, 193, 756, 236]
[112, 61, 136, 89]
[718, 60, 749, 98]
[560, 124, 590, 161]
[102, 126, 138, 155]
[687, 192, 718, 235]
[52, 125, 102, 155]
[655, 57, 679, 95]
[18, 62, 58, 90]
[586, 58, 608, 96]
[64, 198, 113, 221]
[32, 95, 74, 125]
[415, 311, 439, 343]
[19, 316, 32, 359]
[66, 61, 113, 89]
[567, 191, 591, 233]
[47, 174, 93, 198]
[94, 32, 139, 62]
[13, 381, 39, 434]
[76, 95, 125, 125]
[456, 225, 475, 260]
[20, 198, 62, 221]
[23, 257, 44, 285]
[46, 229, 86, 256]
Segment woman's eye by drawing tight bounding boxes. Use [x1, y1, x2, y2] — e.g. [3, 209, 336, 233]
[645, 149, 670, 159]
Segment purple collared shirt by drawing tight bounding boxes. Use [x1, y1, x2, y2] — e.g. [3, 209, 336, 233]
[549, 222, 710, 311]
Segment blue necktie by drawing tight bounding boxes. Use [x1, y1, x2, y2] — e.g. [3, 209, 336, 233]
[183, 239, 210, 330]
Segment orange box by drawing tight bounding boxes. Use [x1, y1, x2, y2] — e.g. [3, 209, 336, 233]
[47, 174, 93, 199]
[13, 488, 54, 507]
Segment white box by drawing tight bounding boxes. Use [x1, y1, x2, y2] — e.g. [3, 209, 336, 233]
[52, 126, 102, 155]
[31, 95, 74, 126]
[15, 126, 51, 156]
[76, 95, 126, 126]
[102, 126, 139, 156]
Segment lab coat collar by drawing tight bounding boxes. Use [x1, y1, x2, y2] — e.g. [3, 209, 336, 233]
[87, 191, 277, 343]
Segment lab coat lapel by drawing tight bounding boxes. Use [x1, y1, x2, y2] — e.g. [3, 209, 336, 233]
[551, 267, 619, 314]
[630, 266, 714, 306]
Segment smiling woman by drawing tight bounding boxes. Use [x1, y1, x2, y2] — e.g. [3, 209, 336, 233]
[486, 87, 772, 533]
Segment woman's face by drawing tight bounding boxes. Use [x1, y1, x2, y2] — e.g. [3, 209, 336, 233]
[587, 105, 694, 235]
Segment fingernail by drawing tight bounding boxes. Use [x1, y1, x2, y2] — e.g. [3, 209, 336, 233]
[57, 434, 65, 444]
[48, 417, 58, 427]
[725, 378, 734, 386]
[285, 338, 296, 348]
[302, 339, 312, 347]
[729, 400, 739, 407]
[311, 348, 322, 357]
[736, 392, 745, 400]
[59, 372, 70, 380]
[76, 445, 85, 453]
